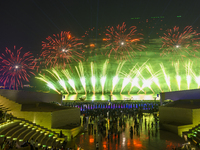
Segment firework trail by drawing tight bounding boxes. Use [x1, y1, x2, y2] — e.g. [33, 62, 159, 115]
[174, 61, 181, 90]
[91, 62, 95, 94]
[135, 61, 155, 94]
[75, 61, 86, 94]
[104, 22, 145, 60]
[62, 69, 77, 93]
[129, 60, 149, 93]
[111, 61, 126, 93]
[160, 26, 198, 63]
[36, 73, 61, 94]
[160, 63, 171, 91]
[48, 69, 69, 94]
[185, 60, 192, 89]
[188, 60, 200, 88]
[101, 59, 109, 94]
[41, 31, 84, 68]
[120, 63, 138, 93]
[146, 64, 162, 91]
[0, 46, 35, 90]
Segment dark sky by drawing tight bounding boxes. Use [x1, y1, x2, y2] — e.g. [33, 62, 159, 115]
[1, 0, 200, 56]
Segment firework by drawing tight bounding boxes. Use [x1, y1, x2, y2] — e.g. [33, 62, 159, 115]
[101, 60, 109, 94]
[41, 31, 84, 68]
[111, 61, 126, 93]
[146, 65, 162, 91]
[120, 63, 138, 93]
[129, 60, 149, 93]
[104, 22, 145, 60]
[0, 46, 35, 89]
[160, 26, 198, 62]
[91, 62, 96, 94]
[49, 69, 69, 94]
[185, 60, 192, 89]
[36, 74, 61, 94]
[36, 68, 74, 94]
[36, 59, 200, 95]
[160, 63, 171, 91]
[62, 69, 77, 93]
[136, 63, 155, 94]
[75, 62, 86, 94]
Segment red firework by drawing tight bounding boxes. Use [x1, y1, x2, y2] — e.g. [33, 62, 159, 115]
[104, 22, 145, 60]
[160, 26, 198, 61]
[0, 46, 35, 90]
[41, 31, 84, 68]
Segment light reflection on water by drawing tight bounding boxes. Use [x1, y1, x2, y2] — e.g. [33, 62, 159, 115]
[62, 94, 160, 101]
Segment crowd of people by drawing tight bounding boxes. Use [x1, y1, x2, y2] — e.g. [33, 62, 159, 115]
[80, 107, 159, 149]
[79, 106, 192, 150]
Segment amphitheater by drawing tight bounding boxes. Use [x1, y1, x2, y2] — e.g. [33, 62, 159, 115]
[0, 89, 81, 149]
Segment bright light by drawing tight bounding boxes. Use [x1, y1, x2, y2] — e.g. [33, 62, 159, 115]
[153, 77, 158, 83]
[160, 63, 171, 91]
[15, 65, 19, 69]
[142, 79, 152, 88]
[92, 94, 95, 101]
[121, 42, 124, 45]
[100, 76, 106, 86]
[132, 77, 139, 84]
[176, 75, 181, 90]
[113, 76, 119, 84]
[100, 76, 106, 94]
[68, 79, 76, 93]
[176, 75, 181, 81]
[62, 49, 69, 53]
[58, 80, 68, 93]
[130, 77, 140, 92]
[80, 77, 86, 88]
[187, 75, 191, 89]
[121, 77, 131, 93]
[187, 75, 191, 81]
[47, 82, 56, 90]
[91, 76, 96, 88]
[90, 44, 95, 47]
[59, 80, 65, 88]
[196, 76, 200, 86]
[101, 95, 106, 100]
[176, 45, 179, 48]
[112, 76, 119, 92]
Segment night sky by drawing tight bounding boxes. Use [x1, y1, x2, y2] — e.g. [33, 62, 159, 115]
[1, 0, 200, 56]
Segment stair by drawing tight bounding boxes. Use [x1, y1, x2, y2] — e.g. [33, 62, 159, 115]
[0, 119, 65, 148]
[183, 124, 200, 147]
[0, 94, 67, 148]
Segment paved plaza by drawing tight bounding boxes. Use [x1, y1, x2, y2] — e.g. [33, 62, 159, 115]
[74, 114, 186, 150]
